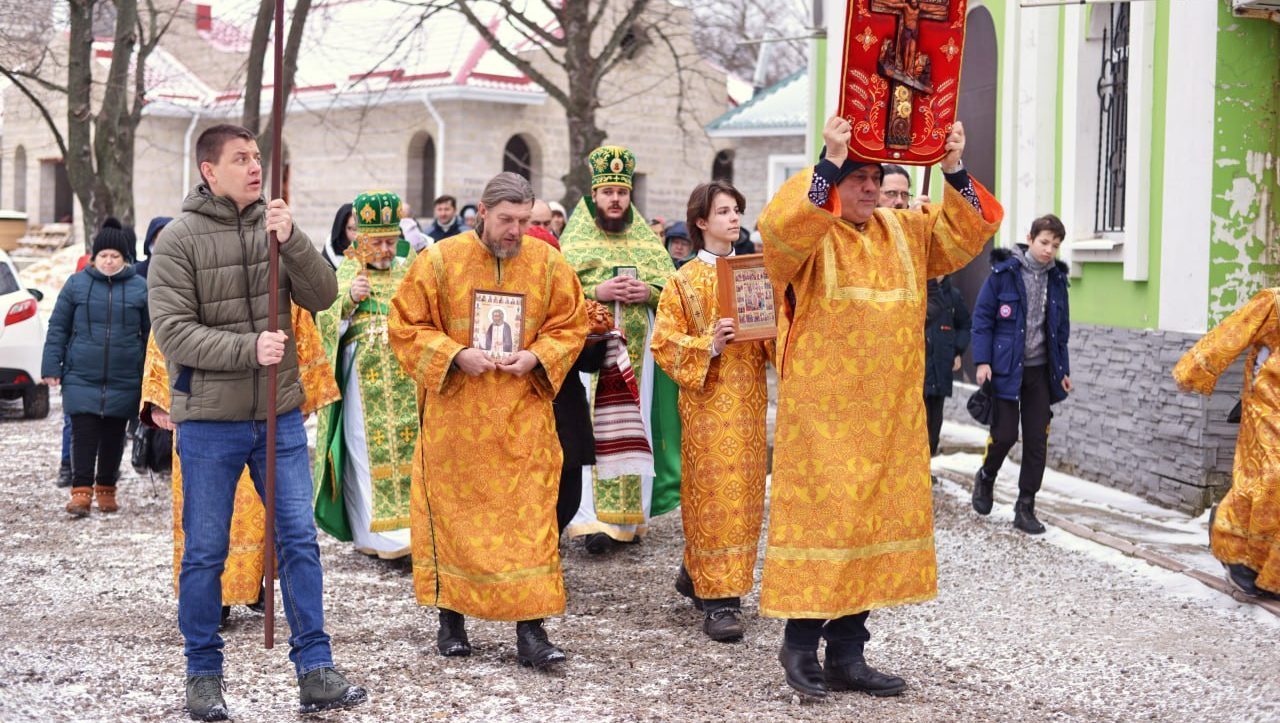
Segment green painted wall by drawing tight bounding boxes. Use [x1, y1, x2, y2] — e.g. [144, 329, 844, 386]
[1066, 2, 1169, 330]
[1206, 3, 1280, 325]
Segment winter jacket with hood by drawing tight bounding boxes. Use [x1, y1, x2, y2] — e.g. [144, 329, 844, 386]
[970, 245, 1071, 403]
[147, 184, 338, 423]
[42, 264, 150, 418]
[134, 216, 173, 279]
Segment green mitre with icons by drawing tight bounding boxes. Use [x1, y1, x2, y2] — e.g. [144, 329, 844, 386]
[588, 145, 637, 190]
[352, 190, 405, 239]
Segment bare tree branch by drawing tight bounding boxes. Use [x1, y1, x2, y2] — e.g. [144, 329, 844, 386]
[446, 2, 572, 108]
[0, 67, 69, 158]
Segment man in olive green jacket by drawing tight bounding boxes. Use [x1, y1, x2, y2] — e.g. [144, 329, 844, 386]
[148, 124, 366, 721]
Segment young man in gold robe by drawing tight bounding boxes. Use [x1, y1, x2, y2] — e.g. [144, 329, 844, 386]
[1174, 290, 1280, 600]
[388, 172, 588, 669]
[759, 116, 1003, 698]
[140, 307, 339, 623]
[651, 181, 770, 643]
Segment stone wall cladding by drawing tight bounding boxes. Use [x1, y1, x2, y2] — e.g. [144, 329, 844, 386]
[943, 323, 1240, 514]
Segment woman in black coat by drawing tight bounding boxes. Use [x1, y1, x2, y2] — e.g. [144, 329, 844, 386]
[41, 224, 150, 517]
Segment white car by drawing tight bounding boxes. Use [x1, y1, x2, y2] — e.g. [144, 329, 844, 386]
[0, 249, 49, 418]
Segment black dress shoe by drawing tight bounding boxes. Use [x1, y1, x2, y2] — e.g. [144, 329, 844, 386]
[1225, 563, 1273, 598]
[1013, 499, 1046, 535]
[674, 565, 704, 610]
[778, 645, 826, 698]
[703, 606, 744, 643]
[437, 609, 472, 657]
[972, 468, 994, 515]
[516, 619, 566, 669]
[824, 659, 906, 697]
[583, 532, 613, 555]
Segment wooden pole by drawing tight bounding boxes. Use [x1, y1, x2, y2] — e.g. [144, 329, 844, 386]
[264, 0, 285, 650]
[922, 165, 933, 204]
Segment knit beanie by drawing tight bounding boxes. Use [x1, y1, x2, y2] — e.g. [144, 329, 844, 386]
[92, 217, 132, 260]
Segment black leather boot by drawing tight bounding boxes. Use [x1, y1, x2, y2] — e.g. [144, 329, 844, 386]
[824, 658, 907, 697]
[674, 564, 703, 610]
[972, 467, 995, 515]
[516, 619, 566, 669]
[437, 609, 472, 657]
[1013, 497, 1046, 535]
[778, 645, 827, 698]
[55, 460, 73, 488]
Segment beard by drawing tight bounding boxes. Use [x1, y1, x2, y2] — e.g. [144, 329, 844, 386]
[594, 204, 628, 234]
[480, 225, 523, 260]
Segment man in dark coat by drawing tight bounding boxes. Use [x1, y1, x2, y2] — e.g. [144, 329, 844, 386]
[923, 276, 970, 458]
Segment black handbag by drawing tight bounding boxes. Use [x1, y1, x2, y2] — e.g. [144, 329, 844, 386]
[966, 381, 994, 426]
[132, 422, 173, 475]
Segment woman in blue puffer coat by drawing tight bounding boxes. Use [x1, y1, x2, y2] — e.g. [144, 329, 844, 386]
[969, 214, 1072, 535]
[41, 223, 150, 517]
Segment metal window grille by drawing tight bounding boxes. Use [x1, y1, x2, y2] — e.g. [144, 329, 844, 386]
[1094, 3, 1129, 234]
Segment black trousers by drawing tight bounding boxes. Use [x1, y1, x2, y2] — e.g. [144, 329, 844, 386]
[783, 612, 871, 664]
[924, 395, 947, 456]
[980, 365, 1052, 498]
[556, 463, 583, 535]
[70, 413, 128, 488]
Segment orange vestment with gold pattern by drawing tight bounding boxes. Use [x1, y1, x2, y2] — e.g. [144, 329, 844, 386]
[1173, 289, 1280, 594]
[758, 168, 1002, 618]
[651, 251, 771, 599]
[388, 231, 588, 621]
[142, 307, 340, 604]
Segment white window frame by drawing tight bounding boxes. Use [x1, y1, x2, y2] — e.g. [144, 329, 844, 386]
[1060, 1, 1154, 280]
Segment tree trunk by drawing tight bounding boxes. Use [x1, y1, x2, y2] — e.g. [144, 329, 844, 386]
[93, 0, 140, 231]
[242, 0, 311, 184]
[558, 2, 605, 208]
[65, 0, 99, 248]
[242, 0, 273, 136]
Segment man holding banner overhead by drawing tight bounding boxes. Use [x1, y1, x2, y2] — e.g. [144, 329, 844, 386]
[757, 1, 1005, 697]
[760, 108, 1003, 697]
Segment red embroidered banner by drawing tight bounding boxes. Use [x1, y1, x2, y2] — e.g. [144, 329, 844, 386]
[838, 0, 969, 166]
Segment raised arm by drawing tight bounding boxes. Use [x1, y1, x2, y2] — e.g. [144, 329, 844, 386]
[1174, 289, 1277, 395]
[760, 116, 854, 292]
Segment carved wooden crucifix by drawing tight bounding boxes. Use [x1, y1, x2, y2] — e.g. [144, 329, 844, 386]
[869, 0, 949, 149]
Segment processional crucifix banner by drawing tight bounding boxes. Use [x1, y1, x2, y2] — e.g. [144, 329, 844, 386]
[838, 0, 969, 165]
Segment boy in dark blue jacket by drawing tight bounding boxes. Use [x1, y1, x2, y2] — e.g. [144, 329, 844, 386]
[969, 214, 1072, 534]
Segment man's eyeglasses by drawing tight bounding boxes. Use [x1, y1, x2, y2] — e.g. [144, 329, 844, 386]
[882, 191, 913, 201]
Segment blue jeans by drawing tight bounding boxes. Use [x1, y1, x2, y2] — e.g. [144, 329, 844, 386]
[61, 412, 72, 464]
[176, 408, 333, 677]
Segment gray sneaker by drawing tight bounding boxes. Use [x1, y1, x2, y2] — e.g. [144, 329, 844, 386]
[185, 675, 229, 721]
[298, 667, 368, 714]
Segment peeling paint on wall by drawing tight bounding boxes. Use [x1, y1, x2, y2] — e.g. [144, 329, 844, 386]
[1207, 4, 1280, 324]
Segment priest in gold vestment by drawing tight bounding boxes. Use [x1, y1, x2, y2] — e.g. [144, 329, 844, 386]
[759, 117, 1003, 698]
[1174, 290, 1280, 600]
[141, 307, 339, 617]
[389, 173, 588, 669]
[651, 181, 771, 644]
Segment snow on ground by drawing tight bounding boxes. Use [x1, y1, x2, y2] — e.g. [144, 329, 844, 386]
[1, 394, 1277, 722]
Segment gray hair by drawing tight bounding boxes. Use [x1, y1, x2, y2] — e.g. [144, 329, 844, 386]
[476, 172, 535, 236]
